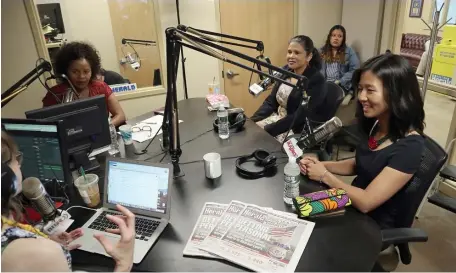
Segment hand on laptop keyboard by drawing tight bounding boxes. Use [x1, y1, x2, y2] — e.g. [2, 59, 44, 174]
[93, 204, 135, 272]
[49, 228, 84, 250]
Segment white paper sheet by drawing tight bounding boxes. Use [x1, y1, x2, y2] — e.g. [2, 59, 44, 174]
[131, 116, 183, 143]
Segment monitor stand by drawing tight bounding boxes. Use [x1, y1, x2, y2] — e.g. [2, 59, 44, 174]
[72, 151, 100, 172]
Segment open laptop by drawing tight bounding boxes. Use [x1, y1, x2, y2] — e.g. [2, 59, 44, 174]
[73, 157, 172, 263]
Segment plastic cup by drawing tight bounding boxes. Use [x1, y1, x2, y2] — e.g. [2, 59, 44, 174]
[74, 174, 100, 207]
[119, 124, 133, 145]
[208, 82, 220, 94]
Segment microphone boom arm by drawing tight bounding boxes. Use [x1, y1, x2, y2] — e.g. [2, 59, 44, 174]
[180, 25, 265, 51]
[163, 25, 309, 178]
[1, 60, 52, 108]
[121, 38, 156, 46]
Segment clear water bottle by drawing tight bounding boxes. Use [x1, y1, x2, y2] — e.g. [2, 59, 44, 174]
[108, 118, 119, 155]
[283, 157, 300, 205]
[217, 105, 229, 139]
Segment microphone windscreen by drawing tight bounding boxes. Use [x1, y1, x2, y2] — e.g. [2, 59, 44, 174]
[330, 116, 343, 129]
[22, 177, 45, 200]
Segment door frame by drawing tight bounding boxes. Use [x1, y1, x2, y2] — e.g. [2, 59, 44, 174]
[23, 0, 167, 101]
[213, 0, 299, 95]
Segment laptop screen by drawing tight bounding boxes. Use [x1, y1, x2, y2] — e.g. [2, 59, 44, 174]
[107, 161, 169, 214]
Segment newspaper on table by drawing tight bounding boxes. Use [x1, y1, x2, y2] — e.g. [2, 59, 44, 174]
[199, 202, 315, 273]
[198, 200, 247, 252]
[183, 202, 228, 258]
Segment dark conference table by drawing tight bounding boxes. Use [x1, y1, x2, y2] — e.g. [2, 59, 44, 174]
[69, 98, 382, 272]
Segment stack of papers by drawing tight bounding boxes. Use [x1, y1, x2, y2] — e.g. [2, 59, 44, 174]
[183, 201, 315, 272]
[206, 94, 229, 108]
[132, 115, 183, 143]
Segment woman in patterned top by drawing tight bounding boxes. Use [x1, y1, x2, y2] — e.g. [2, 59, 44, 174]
[1, 132, 135, 272]
[320, 25, 360, 97]
[251, 35, 328, 143]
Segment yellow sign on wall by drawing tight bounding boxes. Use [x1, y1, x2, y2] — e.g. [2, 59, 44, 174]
[431, 27, 456, 86]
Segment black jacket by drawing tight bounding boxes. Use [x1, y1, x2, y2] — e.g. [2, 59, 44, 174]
[251, 66, 327, 137]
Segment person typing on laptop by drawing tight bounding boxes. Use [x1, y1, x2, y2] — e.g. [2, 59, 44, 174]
[1, 132, 135, 272]
[73, 158, 173, 264]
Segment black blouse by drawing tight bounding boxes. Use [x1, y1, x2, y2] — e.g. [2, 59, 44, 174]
[352, 135, 425, 229]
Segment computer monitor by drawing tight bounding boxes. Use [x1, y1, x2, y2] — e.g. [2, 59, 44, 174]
[1, 118, 71, 185]
[37, 3, 65, 34]
[25, 95, 111, 172]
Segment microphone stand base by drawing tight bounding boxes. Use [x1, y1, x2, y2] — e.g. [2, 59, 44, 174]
[170, 149, 184, 178]
[173, 166, 185, 179]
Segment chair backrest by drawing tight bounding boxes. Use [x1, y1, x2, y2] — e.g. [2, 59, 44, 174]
[324, 81, 345, 120]
[398, 135, 447, 228]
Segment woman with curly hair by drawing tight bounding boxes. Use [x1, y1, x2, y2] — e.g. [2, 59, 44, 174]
[319, 25, 360, 96]
[42, 41, 126, 127]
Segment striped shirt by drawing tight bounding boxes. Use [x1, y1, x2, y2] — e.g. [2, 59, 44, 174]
[325, 61, 340, 82]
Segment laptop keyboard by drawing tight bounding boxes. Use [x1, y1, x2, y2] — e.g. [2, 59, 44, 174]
[88, 211, 160, 241]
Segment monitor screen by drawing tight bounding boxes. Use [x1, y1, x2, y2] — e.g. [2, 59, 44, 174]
[25, 95, 111, 153]
[2, 122, 66, 183]
[37, 3, 65, 34]
[107, 161, 169, 214]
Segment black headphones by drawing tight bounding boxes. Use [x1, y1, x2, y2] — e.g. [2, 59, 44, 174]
[235, 149, 277, 179]
[213, 112, 247, 133]
[2, 162, 17, 201]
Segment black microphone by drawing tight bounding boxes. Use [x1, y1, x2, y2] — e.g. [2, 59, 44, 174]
[22, 177, 58, 221]
[283, 117, 343, 159]
[249, 70, 282, 97]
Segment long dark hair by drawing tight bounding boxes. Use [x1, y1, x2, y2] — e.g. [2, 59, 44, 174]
[321, 25, 347, 63]
[353, 54, 425, 141]
[289, 35, 322, 70]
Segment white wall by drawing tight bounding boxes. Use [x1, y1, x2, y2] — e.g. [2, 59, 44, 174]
[35, 0, 119, 73]
[297, 0, 343, 48]
[180, 0, 220, 99]
[342, 0, 384, 62]
[152, 0, 221, 102]
[1, 0, 47, 118]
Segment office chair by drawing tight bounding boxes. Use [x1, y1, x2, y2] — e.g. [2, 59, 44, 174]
[317, 81, 344, 160]
[373, 135, 447, 272]
[323, 81, 361, 160]
[427, 138, 456, 214]
[324, 81, 345, 118]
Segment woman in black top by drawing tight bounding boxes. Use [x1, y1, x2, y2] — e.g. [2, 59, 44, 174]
[299, 53, 425, 229]
[251, 35, 327, 142]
